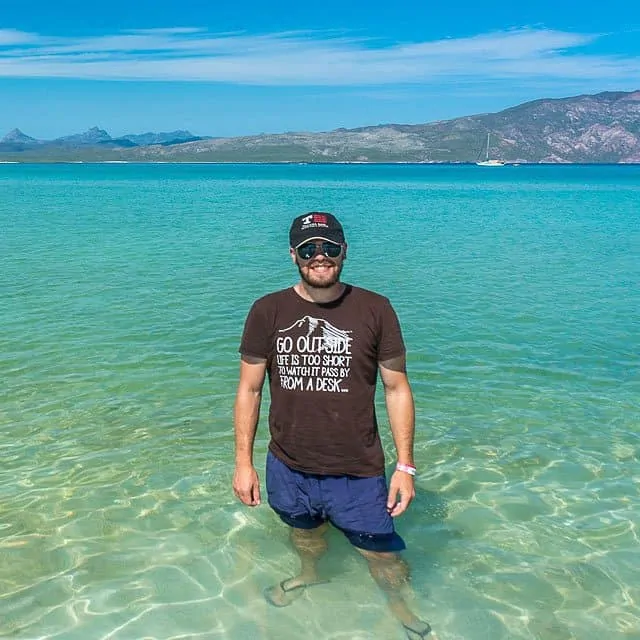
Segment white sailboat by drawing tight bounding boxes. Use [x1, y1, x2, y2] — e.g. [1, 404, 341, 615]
[476, 132, 505, 166]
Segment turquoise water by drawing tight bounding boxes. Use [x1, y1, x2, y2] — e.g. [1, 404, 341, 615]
[1, 163, 639, 639]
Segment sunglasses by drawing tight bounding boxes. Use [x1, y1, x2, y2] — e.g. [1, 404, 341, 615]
[296, 241, 343, 261]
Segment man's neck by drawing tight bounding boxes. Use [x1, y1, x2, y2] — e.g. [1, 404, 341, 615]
[294, 281, 345, 304]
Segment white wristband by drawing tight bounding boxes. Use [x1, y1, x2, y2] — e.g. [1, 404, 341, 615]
[396, 463, 416, 476]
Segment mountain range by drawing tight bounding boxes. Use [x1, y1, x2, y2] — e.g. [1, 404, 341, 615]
[1, 90, 639, 163]
[0, 127, 205, 151]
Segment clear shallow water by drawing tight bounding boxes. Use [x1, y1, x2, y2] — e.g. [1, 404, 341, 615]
[1, 163, 639, 639]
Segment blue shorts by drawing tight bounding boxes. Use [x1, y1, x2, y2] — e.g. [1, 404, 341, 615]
[266, 451, 406, 553]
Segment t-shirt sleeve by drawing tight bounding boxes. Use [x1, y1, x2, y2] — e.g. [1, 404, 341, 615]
[377, 297, 406, 361]
[239, 299, 271, 360]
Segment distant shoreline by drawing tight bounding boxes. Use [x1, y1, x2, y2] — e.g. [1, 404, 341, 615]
[3, 89, 639, 164]
[1, 160, 639, 166]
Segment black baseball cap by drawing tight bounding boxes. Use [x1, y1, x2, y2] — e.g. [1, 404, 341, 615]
[289, 212, 345, 248]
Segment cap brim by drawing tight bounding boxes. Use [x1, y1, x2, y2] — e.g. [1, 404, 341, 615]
[294, 236, 342, 248]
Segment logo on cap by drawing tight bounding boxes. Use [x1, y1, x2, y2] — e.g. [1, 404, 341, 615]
[301, 213, 328, 228]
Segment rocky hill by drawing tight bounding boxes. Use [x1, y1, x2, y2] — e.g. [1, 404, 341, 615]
[1, 90, 639, 163]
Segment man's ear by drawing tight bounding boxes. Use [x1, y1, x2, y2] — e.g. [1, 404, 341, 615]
[289, 247, 297, 264]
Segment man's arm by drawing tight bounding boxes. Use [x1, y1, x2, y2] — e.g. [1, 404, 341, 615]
[379, 355, 416, 517]
[233, 355, 267, 506]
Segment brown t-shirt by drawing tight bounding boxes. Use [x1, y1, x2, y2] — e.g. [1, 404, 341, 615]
[239, 285, 405, 477]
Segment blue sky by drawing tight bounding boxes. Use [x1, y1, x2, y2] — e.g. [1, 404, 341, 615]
[1, 0, 639, 139]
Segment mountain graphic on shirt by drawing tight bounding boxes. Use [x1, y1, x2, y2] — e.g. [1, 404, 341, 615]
[279, 315, 352, 351]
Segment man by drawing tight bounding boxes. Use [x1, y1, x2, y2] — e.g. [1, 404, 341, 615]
[233, 212, 433, 639]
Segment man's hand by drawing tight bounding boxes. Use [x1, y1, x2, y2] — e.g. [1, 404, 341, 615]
[386, 470, 415, 517]
[233, 464, 261, 506]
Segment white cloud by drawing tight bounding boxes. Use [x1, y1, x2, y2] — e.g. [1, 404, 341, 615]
[0, 29, 40, 46]
[0, 27, 638, 86]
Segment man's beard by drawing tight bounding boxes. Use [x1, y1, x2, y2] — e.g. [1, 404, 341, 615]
[297, 260, 343, 289]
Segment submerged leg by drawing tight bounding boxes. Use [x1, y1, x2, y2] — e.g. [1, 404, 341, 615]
[265, 523, 330, 607]
[357, 548, 435, 638]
